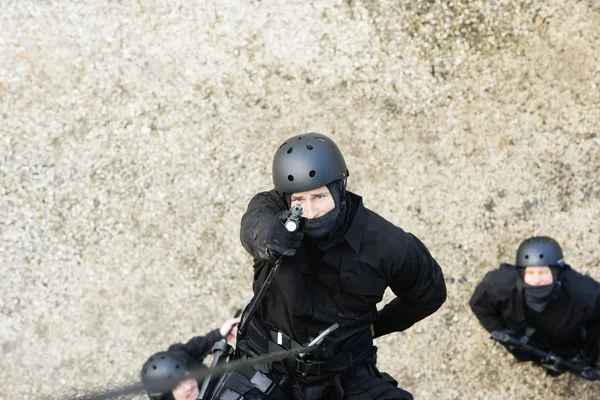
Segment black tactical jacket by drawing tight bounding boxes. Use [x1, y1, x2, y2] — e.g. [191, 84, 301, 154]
[240, 189, 446, 344]
[470, 263, 600, 357]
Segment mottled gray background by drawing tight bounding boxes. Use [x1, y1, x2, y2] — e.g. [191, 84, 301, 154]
[1, 0, 599, 399]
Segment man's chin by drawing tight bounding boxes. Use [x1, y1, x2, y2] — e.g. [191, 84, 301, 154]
[186, 386, 199, 400]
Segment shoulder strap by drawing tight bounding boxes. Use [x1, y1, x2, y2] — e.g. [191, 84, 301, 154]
[514, 272, 528, 329]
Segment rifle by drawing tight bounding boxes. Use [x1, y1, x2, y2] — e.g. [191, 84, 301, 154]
[491, 330, 600, 381]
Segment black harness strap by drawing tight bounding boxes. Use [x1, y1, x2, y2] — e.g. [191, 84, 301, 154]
[267, 326, 374, 375]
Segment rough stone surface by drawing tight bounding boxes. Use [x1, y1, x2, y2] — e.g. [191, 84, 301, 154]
[1, 1, 599, 399]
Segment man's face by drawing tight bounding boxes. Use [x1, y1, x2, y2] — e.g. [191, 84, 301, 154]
[523, 266, 553, 286]
[171, 374, 199, 400]
[291, 186, 335, 220]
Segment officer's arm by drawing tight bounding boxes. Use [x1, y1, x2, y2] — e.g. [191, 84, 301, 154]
[166, 329, 223, 363]
[240, 190, 288, 261]
[372, 233, 446, 338]
[468, 274, 506, 333]
[580, 276, 600, 360]
[582, 316, 600, 361]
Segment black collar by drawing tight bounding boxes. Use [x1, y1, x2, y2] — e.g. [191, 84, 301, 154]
[343, 192, 367, 254]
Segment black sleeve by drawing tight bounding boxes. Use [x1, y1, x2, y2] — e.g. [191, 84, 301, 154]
[240, 190, 288, 261]
[581, 279, 600, 358]
[582, 316, 600, 359]
[373, 233, 446, 338]
[562, 269, 600, 357]
[469, 273, 507, 333]
[166, 329, 223, 364]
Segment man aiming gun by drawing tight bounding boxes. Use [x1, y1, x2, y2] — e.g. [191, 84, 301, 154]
[235, 132, 446, 399]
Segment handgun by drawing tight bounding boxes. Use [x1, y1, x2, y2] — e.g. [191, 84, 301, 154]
[284, 204, 303, 232]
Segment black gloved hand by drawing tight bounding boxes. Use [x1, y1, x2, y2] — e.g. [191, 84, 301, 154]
[501, 328, 520, 337]
[580, 367, 600, 381]
[266, 210, 304, 257]
[494, 329, 539, 362]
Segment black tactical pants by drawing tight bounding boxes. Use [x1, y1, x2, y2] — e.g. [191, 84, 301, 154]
[288, 363, 413, 400]
[230, 317, 412, 399]
[217, 364, 413, 400]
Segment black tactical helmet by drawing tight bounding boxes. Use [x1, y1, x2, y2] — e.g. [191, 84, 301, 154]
[272, 133, 348, 193]
[141, 352, 187, 399]
[516, 236, 565, 267]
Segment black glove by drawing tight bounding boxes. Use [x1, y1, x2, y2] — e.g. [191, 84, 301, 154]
[266, 210, 304, 257]
[580, 367, 600, 381]
[496, 329, 539, 362]
[501, 328, 520, 337]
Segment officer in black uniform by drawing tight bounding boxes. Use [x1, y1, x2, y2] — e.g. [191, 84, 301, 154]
[235, 133, 447, 399]
[470, 236, 600, 376]
[140, 318, 240, 400]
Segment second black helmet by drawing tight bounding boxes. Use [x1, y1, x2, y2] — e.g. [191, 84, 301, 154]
[516, 236, 564, 267]
[141, 352, 187, 399]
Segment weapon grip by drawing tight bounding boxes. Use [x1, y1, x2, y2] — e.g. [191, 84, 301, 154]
[490, 331, 510, 343]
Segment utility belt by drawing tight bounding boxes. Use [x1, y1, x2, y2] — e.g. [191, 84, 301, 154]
[216, 317, 398, 399]
[237, 315, 375, 378]
[209, 360, 397, 400]
[267, 326, 375, 376]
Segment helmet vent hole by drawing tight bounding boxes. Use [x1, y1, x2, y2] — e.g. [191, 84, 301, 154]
[175, 364, 180, 369]
[160, 356, 165, 360]
[307, 144, 313, 150]
[153, 365, 157, 370]
[298, 136, 303, 140]
[539, 254, 544, 259]
[287, 147, 293, 154]
[525, 255, 529, 259]
[309, 170, 316, 178]
[279, 142, 287, 149]
[288, 175, 294, 182]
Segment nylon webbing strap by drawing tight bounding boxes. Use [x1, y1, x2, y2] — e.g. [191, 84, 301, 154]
[238, 258, 282, 336]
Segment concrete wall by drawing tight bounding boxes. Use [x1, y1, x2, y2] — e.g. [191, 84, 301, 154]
[1, 1, 599, 398]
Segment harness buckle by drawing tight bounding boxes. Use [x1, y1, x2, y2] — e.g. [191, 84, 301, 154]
[295, 357, 326, 375]
[216, 388, 243, 400]
[250, 370, 275, 395]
